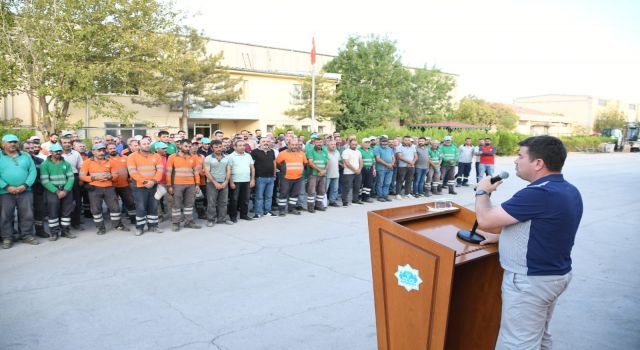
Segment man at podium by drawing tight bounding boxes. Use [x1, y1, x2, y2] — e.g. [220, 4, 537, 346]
[473, 135, 583, 350]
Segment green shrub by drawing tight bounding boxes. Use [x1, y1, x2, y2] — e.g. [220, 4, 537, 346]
[560, 135, 610, 151]
[0, 128, 36, 143]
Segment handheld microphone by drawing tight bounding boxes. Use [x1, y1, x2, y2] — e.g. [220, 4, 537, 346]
[459, 171, 510, 244]
[490, 171, 509, 184]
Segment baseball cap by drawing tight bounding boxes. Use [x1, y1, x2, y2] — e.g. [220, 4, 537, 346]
[134, 135, 143, 141]
[29, 136, 41, 141]
[213, 129, 223, 135]
[443, 136, 452, 141]
[49, 144, 63, 152]
[361, 137, 370, 143]
[310, 132, 318, 139]
[201, 137, 211, 144]
[369, 136, 377, 140]
[154, 142, 168, 149]
[92, 143, 106, 150]
[379, 136, 389, 142]
[61, 131, 73, 137]
[2, 134, 18, 142]
[381, 134, 388, 139]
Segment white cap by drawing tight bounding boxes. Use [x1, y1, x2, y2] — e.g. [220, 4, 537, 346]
[134, 135, 143, 141]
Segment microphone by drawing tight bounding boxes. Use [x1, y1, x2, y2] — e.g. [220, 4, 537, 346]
[490, 171, 509, 184]
[459, 171, 510, 244]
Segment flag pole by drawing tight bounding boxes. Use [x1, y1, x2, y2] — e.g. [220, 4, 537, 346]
[311, 36, 317, 132]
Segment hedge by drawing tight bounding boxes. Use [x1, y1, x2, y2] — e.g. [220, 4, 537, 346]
[273, 126, 610, 155]
[0, 128, 36, 143]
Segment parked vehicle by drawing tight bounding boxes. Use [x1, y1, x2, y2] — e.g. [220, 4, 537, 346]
[601, 122, 639, 152]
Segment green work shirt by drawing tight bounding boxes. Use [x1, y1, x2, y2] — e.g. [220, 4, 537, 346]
[428, 148, 442, 168]
[306, 148, 329, 176]
[359, 148, 375, 168]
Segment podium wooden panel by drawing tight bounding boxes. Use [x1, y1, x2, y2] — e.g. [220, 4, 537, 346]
[367, 202, 503, 350]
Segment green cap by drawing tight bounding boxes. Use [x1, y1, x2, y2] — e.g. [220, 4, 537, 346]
[201, 137, 211, 144]
[2, 134, 19, 142]
[155, 142, 168, 149]
[49, 144, 63, 152]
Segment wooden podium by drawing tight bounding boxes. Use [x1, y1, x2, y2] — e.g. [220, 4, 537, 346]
[367, 202, 503, 350]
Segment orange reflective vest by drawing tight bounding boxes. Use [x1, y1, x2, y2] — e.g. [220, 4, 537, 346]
[126, 151, 163, 187]
[109, 155, 130, 188]
[79, 158, 116, 187]
[166, 153, 199, 186]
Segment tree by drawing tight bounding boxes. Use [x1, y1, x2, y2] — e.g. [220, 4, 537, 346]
[594, 107, 626, 131]
[491, 103, 519, 131]
[284, 71, 343, 126]
[0, 0, 180, 135]
[132, 28, 242, 130]
[454, 96, 497, 127]
[324, 35, 410, 130]
[399, 66, 456, 125]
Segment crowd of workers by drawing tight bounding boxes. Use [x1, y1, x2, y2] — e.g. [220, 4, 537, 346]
[0, 128, 497, 249]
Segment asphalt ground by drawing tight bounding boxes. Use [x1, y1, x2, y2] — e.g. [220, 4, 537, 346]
[1, 152, 639, 350]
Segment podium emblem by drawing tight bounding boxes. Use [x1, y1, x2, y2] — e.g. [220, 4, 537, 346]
[395, 264, 423, 292]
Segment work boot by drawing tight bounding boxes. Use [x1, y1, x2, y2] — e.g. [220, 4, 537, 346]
[21, 236, 39, 245]
[172, 223, 180, 232]
[424, 188, 432, 197]
[62, 226, 77, 239]
[184, 221, 202, 229]
[307, 203, 315, 213]
[35, 224, 49, 238]
[435, 185, 443, 195]
[206, 220, 215, 227]
[129, 216, 136, 225]
[150, 226, 163, 234]
[114, 222, 130, 232]
[96, 224, 107, 235]
[49, 229, 59, 241]
[2, 239, 12, 249]
[315, 203, 326, 211]
[135, 228, 144, 236]
[72, 223, 85, 231]
[448, 185, 458, 195]
[289, 207, 301, 215]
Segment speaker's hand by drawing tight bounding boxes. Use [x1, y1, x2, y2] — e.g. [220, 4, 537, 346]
[478, 232, 500, 245]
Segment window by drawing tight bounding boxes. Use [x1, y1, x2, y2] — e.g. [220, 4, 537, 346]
[318, 126, 324, 134]
[267, 125, 275, 133]
[187, 123, 219, 138]
[301, 125, 310, 131]
[630, 104, 636, 110]
[291, 84, 303, 103]
[105, 123, 146, 139]
[598, 99, 607, 106]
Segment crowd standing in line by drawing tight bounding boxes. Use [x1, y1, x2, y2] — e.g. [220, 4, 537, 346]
[0, 130, 497, 249]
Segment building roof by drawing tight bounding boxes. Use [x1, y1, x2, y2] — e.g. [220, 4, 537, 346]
[412, 121, 484, 129]
[512, 105, 557, 116]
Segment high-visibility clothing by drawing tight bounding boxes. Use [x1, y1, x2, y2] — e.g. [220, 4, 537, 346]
[193, 154, 206, 186]
[276, 151, 308, 180]
[166, 153, 199, 186]
[109, 155, 130, 188]
[126, 151, 163, 187]
[80, 158, 116, 187]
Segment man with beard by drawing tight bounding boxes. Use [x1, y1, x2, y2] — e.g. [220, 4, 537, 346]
[80, 144, 130, 235]
[23, 141, 48, 238]
[305, 137, 328, 212]
[40, 144, 75, 240]
[166, 139, 202, 231]
[61, 136, 85, 231]
[107, 143, 136, 224]
[128, 138, 164, 235]
[0, 134, 38, 249]
[275, 139, 308, 216]
[227, 139, 255, 222]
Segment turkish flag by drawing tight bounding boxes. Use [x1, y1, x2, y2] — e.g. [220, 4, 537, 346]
[311, 37, 316, 65]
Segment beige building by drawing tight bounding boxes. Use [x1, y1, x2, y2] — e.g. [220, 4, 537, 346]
[514, 94, 640, 134]
[512, 105, 573, 136]
[1, 38, 340, 139]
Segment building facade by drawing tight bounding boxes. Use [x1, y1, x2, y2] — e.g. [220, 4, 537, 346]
[512, 105, 573, 136]
[1, 38, 340, 139]
[514, 94, 640, 134]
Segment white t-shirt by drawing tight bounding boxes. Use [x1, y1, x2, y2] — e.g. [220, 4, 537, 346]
[341, 148, 362, 175]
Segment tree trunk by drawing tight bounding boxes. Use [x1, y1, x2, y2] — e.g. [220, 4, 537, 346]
[38, 95, 53, 137]
[181, 92, 189, 132]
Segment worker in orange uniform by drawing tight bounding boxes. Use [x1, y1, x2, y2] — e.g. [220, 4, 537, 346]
[127, 138, 164, 236]
[79, 143, 129, 235]
[275, 139, 308, 216]
[107, 143, 136, 224]
[166, 139, 202, 231]
[191, 140, 208, 220]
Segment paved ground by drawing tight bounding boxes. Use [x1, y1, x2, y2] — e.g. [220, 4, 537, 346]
[1, 152, 639, 350]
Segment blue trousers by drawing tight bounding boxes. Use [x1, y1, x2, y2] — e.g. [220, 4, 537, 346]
[413, 168, 428, 194]
[376, 168, 393, 198]
[456, 162, 472, 184]
[326, 177, 339, 204]
[133, 185, 158, 230]
[255, 176, 275, 215]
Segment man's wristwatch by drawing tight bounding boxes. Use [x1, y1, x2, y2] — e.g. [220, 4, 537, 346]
[475, 189, 489, 197]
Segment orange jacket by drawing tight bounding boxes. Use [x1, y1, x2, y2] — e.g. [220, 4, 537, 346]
[109, 155, 130, 187]
[79, 158, 116, 187]
[166, 153, 199, 186]
[193, 154, 206, 186]
[276, 151, 308, 180]
[126, 151, 163, 187]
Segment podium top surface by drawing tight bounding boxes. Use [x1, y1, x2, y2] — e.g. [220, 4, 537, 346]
[369, 202, 500, 264]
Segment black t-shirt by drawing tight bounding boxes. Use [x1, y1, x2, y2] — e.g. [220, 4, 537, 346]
[250, 148, 276, 178]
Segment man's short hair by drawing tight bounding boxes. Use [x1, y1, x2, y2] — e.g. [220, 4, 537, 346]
[211, 140, 222, 146]
[485, 137, 492, 141]
[518, 136, 567, 172]
[178, 130, 186, 134]
[418, 137, 426, 140]
[158, 130, 169, 137]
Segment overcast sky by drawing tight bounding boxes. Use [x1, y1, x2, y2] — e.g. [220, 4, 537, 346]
[176, 0, 640, 104]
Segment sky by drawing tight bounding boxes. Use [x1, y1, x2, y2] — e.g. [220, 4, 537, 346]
[176, 0, 640, 104]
